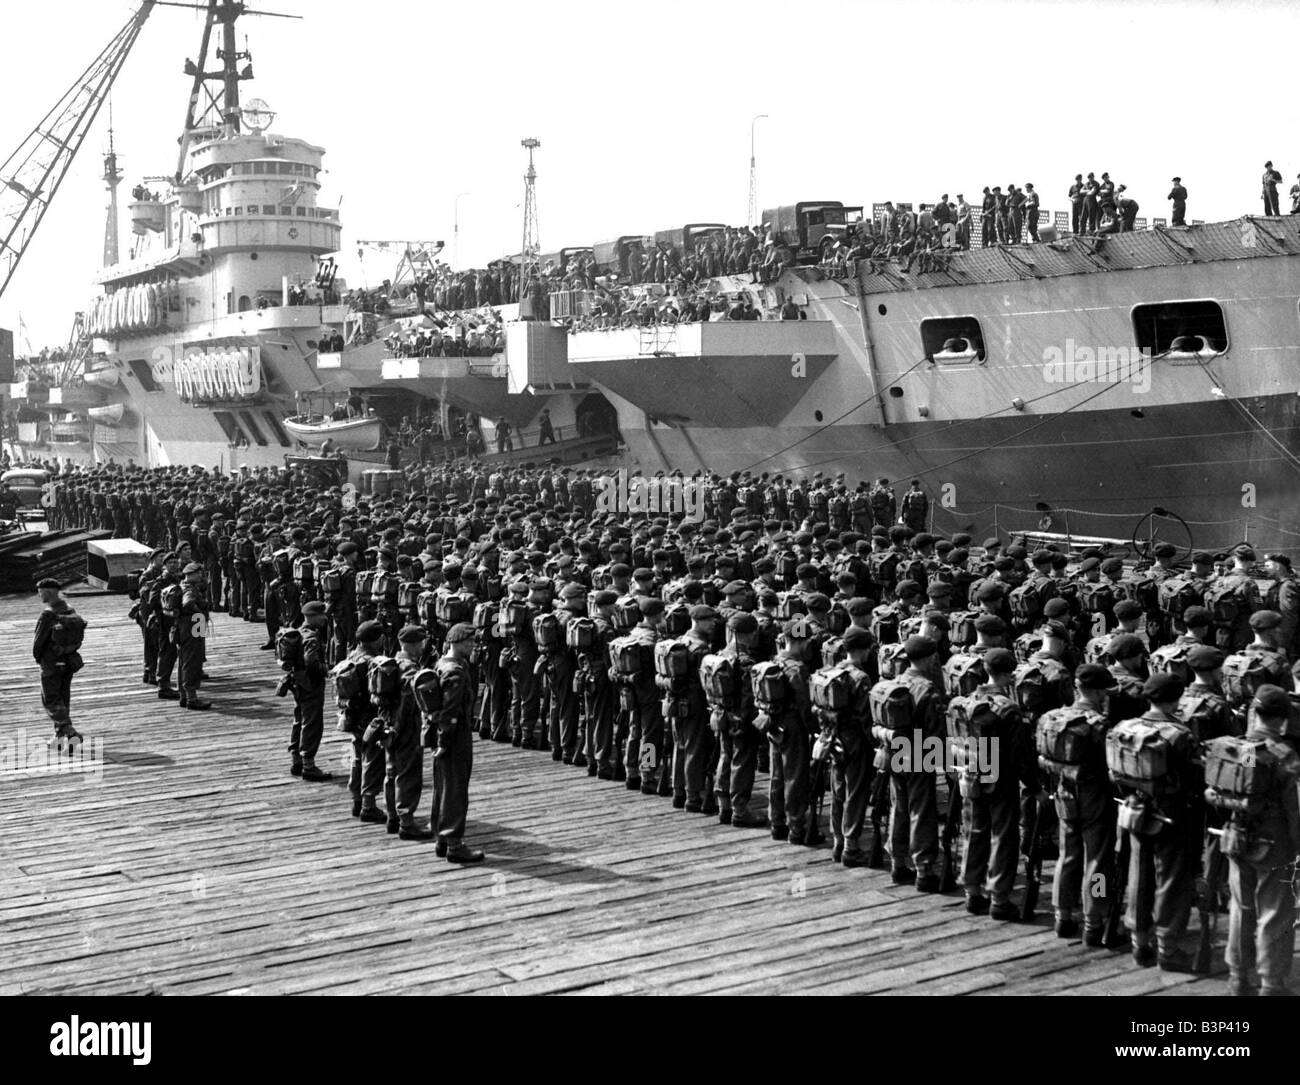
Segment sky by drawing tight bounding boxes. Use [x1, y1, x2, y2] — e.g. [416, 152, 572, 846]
[0, 0, 1294, 351]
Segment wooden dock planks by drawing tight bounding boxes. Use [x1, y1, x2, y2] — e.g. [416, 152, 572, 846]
[0, 591, 1259, 995]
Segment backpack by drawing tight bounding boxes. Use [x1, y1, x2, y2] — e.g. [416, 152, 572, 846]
[611, 636, 651, 678]
[1158, 575, 1201, 623]
[653, 638, 692, 680]
[820, 636, 847, 669]
[318, 566, 342, 596]
[1202, 735, 1276, 819]
[1221, 652, 1272, 707]
[473, 600, 499, 635]
[416, 590, 439, 628]
[292, 554, 315, 590]
[1105, 717, 1184, 795]
[367, 655, 404, 705]
[503, 600, 531, 636]
[869, 487, 891, 515]
[398, 580, 423, 611]
[877, 641, 909, 679]
[410, 667, 442, 717]
[751, 660, 790, 711]
[828, 495, 848, 523]
[127, 570, 143, 600]
[1009, 581, 1047, 624]
[776, 552, 798, 588]
[371, 570, 400, 604]
[1011, 657, 1071, 718]
[611, 596, 641, 631]
[50, 611, 87, 654]
[275, 627, 304, 672]
[161, 582, 183, 618]
[1178, 689, 1233, 743]
[1203, 577, 1253, 646]
[1083, 634, 1112, 665]
[1013, 631, 1043, 664]
[869, 677, 916, 732]
[436, 592, 472, 624]
[700, 653, 739, 706]
[948, 610, 978, 648]
[1035, 708, 1096, 772]
[273, 549, 293, 580]
[532, 612, 562, 651]
[776, 591, 807, 620]
[826, 602, 849, 635]
[331, 656, 370, 705]
[869, 604, 900, 645]
[1149, 642, 1192, 683]
[946, 693, 1008, 796]
[565, 615, 597, 651]
[942, 652, 987, 698]
[1077, 581, 1115, 616]
[662, 601, 692, 636]
[1119, 575, 1159, 613]
[355, 568, 376, 602]
[810, 664, 856, 713]
[870, 552, 901, 594]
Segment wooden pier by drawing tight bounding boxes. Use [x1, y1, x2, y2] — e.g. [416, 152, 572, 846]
[0, 590, 1248, 995]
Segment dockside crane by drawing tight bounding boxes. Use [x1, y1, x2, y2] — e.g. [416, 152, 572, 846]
[0, 2, 156, 306]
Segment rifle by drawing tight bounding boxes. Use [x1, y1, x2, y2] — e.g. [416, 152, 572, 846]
[1020, 792, 1050, 921]
[1102, 817, 1131, 948]
[806, 713, 836, 846]
[940, 772, 962, 891]
[868, 740, 891, 869]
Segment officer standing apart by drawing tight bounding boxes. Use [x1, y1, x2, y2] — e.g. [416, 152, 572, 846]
[33, 578, 85, 749]
[1167, 177, 1188, 226]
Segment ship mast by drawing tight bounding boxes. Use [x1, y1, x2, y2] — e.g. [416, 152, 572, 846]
[519, 137, 541, 315]
[173, 0, 302, 181]
[102, 99, 124, 267]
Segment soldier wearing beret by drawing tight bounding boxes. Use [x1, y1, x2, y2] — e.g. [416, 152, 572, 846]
[288, 601, 332, 781]
[617, 596, 667, 793]
[704, 613, 767, 828]
[424, 623, 484, 862]
[823, 626, 878, 864]
[378, 625, 434, 839]
[33, 578, 85, 749]
[1109, 672, 1198, 971]
[175, 561, 212, 710]
[1263, 553, 1300, 658]
[342, 621, 387, 821]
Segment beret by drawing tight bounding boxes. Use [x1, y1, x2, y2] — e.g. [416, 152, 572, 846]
[337, 541, 358, 556]
[1077, 557, 1100, 573]
[993, 557, 1015, 572]
[1143, 672, 1185, 701]
[1109, 633, 1146, 660]
[1235, 545, 1256, 560]
[639, 597, 665, 617]
[842, 626, 876, 651]
[302, 601, 327, 617]
[592, 589, 619, 606]
[609, 563, 631, 577]
[982, 537, 1001, 550]
[927, 581, 953, 598]
[530, 577, 554, 591]
[796, 562, 819, 578]
[560, 583, 586, 600]
[633, 567, 654, 579]
[356, 620, 383, 643]
[715, 553, 738, 567]
[1075, 663, 1117, 689]
[976, 582, 1005, 602]
[728, 612, 758, 634]
[311, 536, 330, 549]
[1252, 684, 1292, 717]
[446, 622, 476, 644]
[951, 534, 972, 547]
[846, 597, 875, 617]
[183, 562, 203, 574]
[1114, 600, 1144, 620]
[1043, 598, 1071, 619]
[1266, 553, 1292, 567]
[1100, 557, 1125, 575]
[903, 635, 937, 660]
[507, 580, 529, 595]
[36, 577, 61, 590]
[913, 533, 935, 548]
[689, 604, 718, 621]
[1031, 550, 1054, 567]
[1249, 609, 1282, 631]
[1005, 546, 1027, 560]
[1186, 645, 1225, 670]
[398, 624, 429, 643]
[1182, 605, 1211, 627]
[804, 593, 831, 612]
[1189, 551, 1214, 565]
[753, 557, 775, 573]
[1043, 620, 1069, 639]
[975, 614, 1006, 634]
[723, 579, 750, 596]
[983, 647, 1016, 675]
[895, 579, 922, 599]
[1153, 542, 1178, 558]
[921, 611, 950, 631]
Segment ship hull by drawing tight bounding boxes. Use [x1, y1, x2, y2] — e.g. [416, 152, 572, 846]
[614, 393, 1300, 550]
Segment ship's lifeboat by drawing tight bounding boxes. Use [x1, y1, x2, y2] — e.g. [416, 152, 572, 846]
[87, 403, 129, 425]
[282, 414, 383, 450]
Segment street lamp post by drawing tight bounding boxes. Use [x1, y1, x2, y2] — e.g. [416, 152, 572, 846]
[748, 114, 768, 230]
[454, 191, 470, 268]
